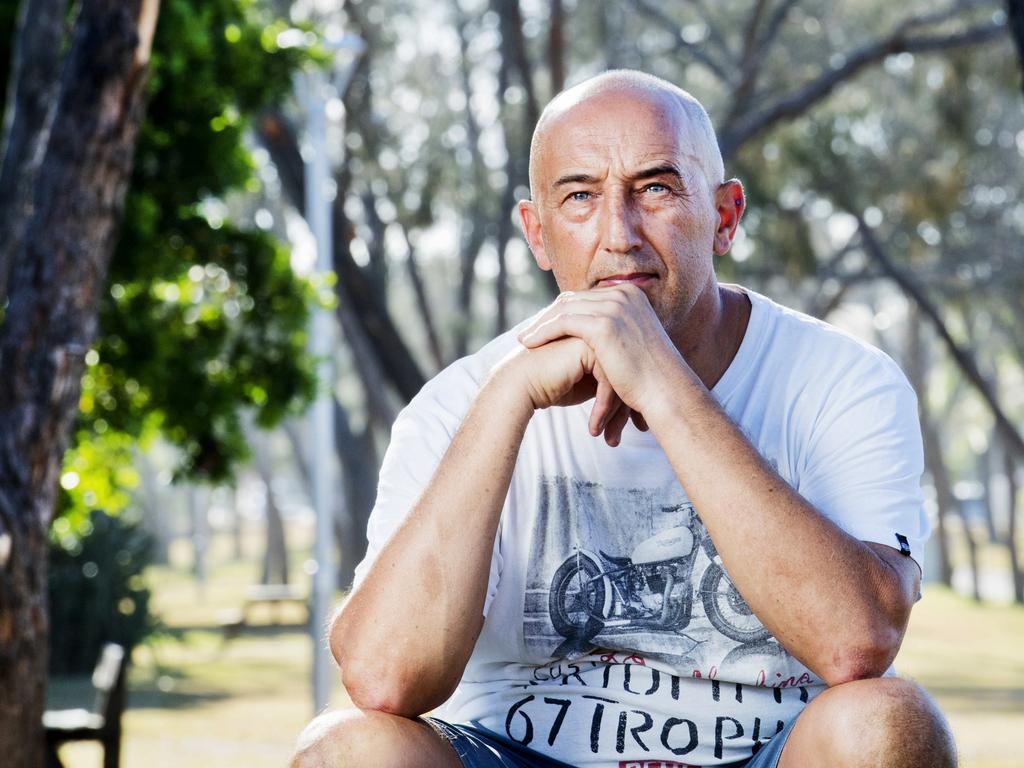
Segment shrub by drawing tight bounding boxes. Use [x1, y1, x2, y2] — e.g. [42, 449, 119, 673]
[48, 509, 158, 675]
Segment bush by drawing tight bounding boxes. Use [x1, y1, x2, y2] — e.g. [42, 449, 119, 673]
[48, 509, 158, 675]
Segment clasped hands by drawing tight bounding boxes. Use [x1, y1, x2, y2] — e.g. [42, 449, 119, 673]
[511, 284, 685, 447]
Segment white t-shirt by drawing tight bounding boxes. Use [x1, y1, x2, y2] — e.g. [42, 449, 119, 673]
[354, 289, 929, 767]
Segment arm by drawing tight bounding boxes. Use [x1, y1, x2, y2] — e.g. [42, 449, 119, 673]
[519, 285, 921, 686]
[331, 337, 601, 716]
[643, 371, 920, 684]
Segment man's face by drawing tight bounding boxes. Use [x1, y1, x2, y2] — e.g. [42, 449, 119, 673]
[520, 89, 737, 343]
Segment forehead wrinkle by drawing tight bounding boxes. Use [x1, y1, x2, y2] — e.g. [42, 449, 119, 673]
[528, 71, 724, 203]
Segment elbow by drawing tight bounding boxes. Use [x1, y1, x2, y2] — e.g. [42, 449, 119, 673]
[338, 659, 455, 718]
[330, 611, 455, 717]
[820, 623, 903, 686]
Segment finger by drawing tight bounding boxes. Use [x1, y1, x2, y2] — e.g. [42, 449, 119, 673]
[630, 410, 649, 432]
[589, 363, 620, 436]
[604, 405, 632, 447]
[519, 311, 613, 349]
[518, 295, 627, 347]
[516, 292, 576, 341]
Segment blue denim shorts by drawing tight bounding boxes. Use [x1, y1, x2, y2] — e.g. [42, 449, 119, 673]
[426, 716, 797, 768]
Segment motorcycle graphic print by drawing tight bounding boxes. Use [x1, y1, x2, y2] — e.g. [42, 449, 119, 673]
[523, 476, 780, 671]
[548, 511, 769, 645]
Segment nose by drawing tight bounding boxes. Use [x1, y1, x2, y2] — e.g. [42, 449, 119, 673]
[598, 193, 642, 255]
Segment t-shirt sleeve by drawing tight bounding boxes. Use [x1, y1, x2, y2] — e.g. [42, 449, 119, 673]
[796, 358, 930, 572]
[350, 366, 505, 616]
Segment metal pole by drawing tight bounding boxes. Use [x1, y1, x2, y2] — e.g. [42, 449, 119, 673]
[302, 66, 336, 714]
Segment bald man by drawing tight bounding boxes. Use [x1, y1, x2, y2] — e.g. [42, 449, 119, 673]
[293, 71, 956, 768]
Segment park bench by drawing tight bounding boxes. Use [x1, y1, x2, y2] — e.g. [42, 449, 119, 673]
[44, 642, 127, 768]
[219, 583, 309, 639]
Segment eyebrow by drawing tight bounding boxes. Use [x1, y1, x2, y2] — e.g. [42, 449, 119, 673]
[550, 164, 684, 190]
[630, 164, 684, 183]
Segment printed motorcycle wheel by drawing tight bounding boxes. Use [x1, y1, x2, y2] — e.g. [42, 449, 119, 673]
[700, 562, 770, 644]
[548, 553, 606, 642]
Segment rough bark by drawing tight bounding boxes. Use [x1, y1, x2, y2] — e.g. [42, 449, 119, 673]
[0, 2, 158, 764]
[0, 0, 69, 306]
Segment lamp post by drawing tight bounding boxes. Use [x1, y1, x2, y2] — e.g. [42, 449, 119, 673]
[293, 27, 365, 715]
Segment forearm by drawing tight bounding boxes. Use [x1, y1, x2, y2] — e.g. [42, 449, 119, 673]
[331, 367, 534, 716]
[646, 364, 914, 685]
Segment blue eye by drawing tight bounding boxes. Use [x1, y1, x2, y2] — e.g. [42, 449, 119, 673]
[569, 191, 591, 202]
[644, 183, 668, 193]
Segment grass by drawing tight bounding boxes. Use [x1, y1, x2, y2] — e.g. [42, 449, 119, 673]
[50, 529, 1024, 768]
[895, 588, 1024, 768]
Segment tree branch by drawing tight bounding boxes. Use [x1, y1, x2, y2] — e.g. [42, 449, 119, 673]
[854, 215, 1024, 460]
[720, 18, 1008, 158]
[1009, 0, 1024, 93]
[725, 0, 772, 124]
[401, 226, 445, 370]
[628, 0, 734, 84]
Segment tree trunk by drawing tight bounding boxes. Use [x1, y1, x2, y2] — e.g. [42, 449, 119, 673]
[905, 307, 953, 586]
[248, 426, 288, 585]
[0, 0, 69, 306]
[333, 399, 378, 591]
[259, 484, 288, 586]
[979, 443, 1000, 544]
[1006, 447, 1023, 604]
[188, 485, 208, 595]
[135, 449, 169, 565]
[452, 1, 490, 358]
[402, 228, 445, 370]
[255, 107, 426, 403]
[0, 2, 158, 765]
[957, 498, 983, 602]
[1008, 0, 1024, 95]
[229, 488, 244, 561]
[548, 0, 565, 96]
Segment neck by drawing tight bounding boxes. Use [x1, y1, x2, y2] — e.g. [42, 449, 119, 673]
[670, 282, 750, 390]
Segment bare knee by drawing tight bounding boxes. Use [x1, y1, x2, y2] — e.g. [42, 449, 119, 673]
[290, 708, 458, 768]
[786, 678, 957, 768]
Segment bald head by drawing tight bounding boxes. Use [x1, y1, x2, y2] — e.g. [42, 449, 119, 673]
[528, 70, 724, 203]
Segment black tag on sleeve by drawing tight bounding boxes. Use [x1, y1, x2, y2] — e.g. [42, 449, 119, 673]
[895, 533, 911, 556]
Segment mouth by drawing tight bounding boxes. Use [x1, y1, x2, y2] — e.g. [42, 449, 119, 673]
[595, 272, 658, 288]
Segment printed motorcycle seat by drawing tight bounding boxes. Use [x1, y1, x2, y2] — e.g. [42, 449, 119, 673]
[598, 550, 631, 567]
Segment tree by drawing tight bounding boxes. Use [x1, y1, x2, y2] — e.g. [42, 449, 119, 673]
[0, 2, 160, 764]
[0, 0, 326, 761]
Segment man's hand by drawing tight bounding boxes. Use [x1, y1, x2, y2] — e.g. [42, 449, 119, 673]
[516, 285, 688, 445]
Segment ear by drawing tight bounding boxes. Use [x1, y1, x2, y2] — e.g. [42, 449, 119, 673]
[712, 179, 745, 256]
[518, 200, 551, 271]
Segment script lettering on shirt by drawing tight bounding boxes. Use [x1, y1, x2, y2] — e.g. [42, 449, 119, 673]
[503, 662, 804, 758]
